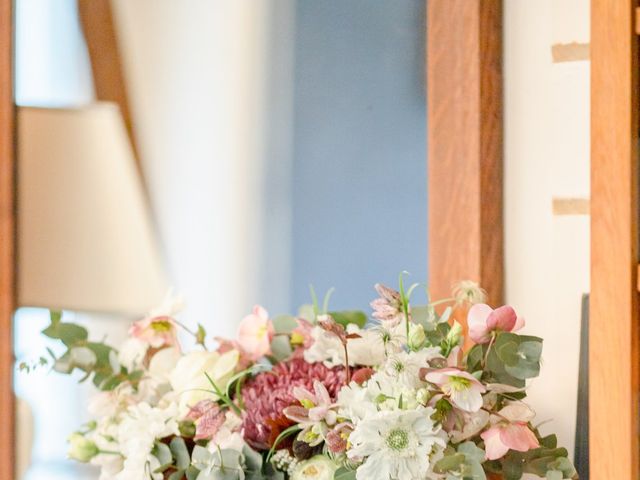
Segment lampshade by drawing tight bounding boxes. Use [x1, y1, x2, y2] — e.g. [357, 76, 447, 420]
[18, 102, 168, 316]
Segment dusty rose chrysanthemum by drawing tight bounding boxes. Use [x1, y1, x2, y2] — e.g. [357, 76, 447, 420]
[240, 358, 349, 450]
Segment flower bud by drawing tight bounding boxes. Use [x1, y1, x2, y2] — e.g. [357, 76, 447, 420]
[446, 321, 463, 347]
[408, 323, 426, 349]
[67, 433, 99, 463]
[416, 387, 432, 406]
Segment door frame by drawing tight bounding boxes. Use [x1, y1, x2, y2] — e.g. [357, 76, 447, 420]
[0, 0, 15, 476]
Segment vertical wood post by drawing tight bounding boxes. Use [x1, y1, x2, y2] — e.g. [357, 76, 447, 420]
[590, 0, 640, 478]
[0, 0, 15, 476]
[427, 1, 504, 343]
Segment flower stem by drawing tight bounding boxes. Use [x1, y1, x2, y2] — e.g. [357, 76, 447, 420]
[482, 333, 497, 368]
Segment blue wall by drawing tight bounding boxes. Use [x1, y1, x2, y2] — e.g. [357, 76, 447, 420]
[291, 0, 427, 312]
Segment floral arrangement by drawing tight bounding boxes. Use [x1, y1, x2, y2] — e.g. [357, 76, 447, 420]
[37, 278, 577, 480]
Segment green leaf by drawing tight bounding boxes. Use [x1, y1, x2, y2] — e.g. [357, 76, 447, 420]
[434, 453, 465, 473]
[539, 434, 558, 449]
[458, 441, 485, 464]
[269, 335, 292, 362]
[501, 451, 524, 480]
[329, 310, 367, 329]
[297, 304, 316, 322]
[186, 466, 201, 480]
[272, 315, 297, 334]
[196, 323, 207, 345]
[152, 441, 173, 471]
[42, 320, 88, 347]
[334, 467, 357, 480]
[242, 445, 263, 473]
[170, 437, 191, 470]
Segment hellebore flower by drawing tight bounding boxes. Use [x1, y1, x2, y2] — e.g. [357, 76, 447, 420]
[237, 305, 275, 361]
[424, 367, 487, 412]
[481, 402, 540, 460]
[468, 304, 525, 344]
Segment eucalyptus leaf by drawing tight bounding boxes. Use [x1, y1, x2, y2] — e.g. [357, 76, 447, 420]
[170, 437, 191, 470]
[272, 315, 298, 334]
[270, 335, 293, 362]
[458, 442, 485, 464]
[42, 320, 88, 347]
[152, 442, 173, 470]
[242, 445, 263, 473]
[434, 453, 466, 473]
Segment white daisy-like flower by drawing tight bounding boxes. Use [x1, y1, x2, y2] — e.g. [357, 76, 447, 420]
[383, 348, 441, 389]
[337, 381, 377, 424]
[347, 407, 446, 480]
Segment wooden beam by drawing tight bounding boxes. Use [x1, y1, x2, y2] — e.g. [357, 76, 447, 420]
[427, 1, 504, 313]
[590, 0, 640, 478]
[77, 0, 140, 168]
[0, 0, 15, 476]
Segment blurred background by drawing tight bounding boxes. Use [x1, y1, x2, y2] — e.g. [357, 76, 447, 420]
[13, 1, 427, 478]
[12, 0, 592, 479]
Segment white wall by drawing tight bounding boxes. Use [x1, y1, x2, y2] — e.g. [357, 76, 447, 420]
[504, 0, 590, 461]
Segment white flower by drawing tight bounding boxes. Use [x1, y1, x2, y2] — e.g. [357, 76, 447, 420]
[304, 324, 386, 367]
[170, 349, 239, 414]
[114, 401, 179, 480]
[383, 348, 441, 389]
[291, 455, 338, 480]
[348, 408, 445, 480]
[148, 347, 181, 383]
[208, 410, 245, 452]
[337, 382, 377, 424]
[118, 337, 148, 372]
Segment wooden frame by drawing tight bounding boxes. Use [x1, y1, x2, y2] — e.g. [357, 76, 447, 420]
[589, 0, 640, 477]
[0, 0, 15, 477]
[426, 0, 504, 307]
[426, 0, 503, 349]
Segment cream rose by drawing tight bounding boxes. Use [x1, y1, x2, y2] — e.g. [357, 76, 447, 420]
[169, 350, 239, 414]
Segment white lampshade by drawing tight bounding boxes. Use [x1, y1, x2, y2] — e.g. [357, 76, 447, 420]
[18, 102, 168, 316]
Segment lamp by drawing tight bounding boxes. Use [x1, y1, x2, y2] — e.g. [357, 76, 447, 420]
[17, 102, 168, 316]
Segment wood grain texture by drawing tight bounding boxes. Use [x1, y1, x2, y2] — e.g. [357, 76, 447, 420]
[78, 0, 140, 168]
[427, 0, 503, 344]
[590, 0, 640, 478]
[0, 0, 15, 476]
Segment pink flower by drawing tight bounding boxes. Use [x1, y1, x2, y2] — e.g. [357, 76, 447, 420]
[481, 424, 539, 460]
[237, 305, 274, 361]
[481, 402, 540, 460]
[326, 422, 353, 453]
[283, 380, 338, 426]
[129, 315, 177, 348]
[186, 399, 226, 441]
[424, 367, 487, 412]
[291, 318, 314, 349]
[468, 304, 525, 344]
[370, 283, 404, 327]
[240, 358, 348, 449]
